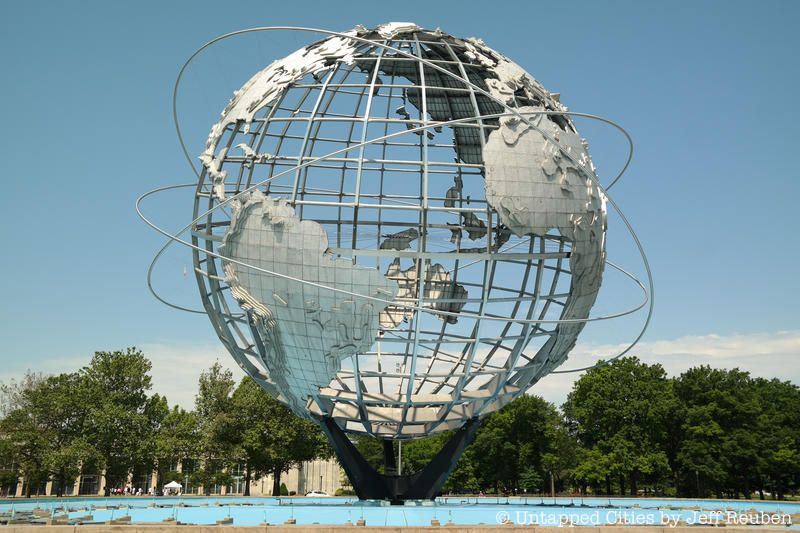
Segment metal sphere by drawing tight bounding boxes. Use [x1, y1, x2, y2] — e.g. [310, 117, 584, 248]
[192, 23, 606, 439]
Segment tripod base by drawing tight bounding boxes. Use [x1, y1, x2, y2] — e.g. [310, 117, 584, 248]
[319, 417, 480, 503]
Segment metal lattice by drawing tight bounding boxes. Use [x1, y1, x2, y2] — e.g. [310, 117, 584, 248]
[182, 24, 616, 439]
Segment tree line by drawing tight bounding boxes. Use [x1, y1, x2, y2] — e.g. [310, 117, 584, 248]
[354, 357, 800, 500]
[1, 349, 798, 500]
[0, 348, 329, 497]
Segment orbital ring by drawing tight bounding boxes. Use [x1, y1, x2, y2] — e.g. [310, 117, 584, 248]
[138, 110, 651, 331]
[152, 25, 653, 377]
[140, 184, 647, 323]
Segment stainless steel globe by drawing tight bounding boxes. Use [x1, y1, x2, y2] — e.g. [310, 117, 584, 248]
[191, 23, 607, 440]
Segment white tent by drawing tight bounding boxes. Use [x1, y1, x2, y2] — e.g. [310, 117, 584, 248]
[163, 480, 182, 494]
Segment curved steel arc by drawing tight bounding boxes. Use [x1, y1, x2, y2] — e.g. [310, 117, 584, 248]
[548, 188, 655, 373]
[143, 183, 207, 314]
[139, 110, 649, 328]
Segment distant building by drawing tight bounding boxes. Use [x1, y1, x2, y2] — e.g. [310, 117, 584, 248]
[4, 458, 345, 497]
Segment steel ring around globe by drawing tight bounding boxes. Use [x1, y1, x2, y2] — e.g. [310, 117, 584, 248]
[140, 25, 654, 380]
[139, 183, 646, 325]
[138, 113, 652, 373]
[138, 109, 649, 326]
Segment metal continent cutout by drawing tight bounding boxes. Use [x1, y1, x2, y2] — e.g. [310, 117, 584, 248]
[221, 191, 397, 412]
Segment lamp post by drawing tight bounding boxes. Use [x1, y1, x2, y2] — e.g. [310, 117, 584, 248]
[695, 470, 701, 498]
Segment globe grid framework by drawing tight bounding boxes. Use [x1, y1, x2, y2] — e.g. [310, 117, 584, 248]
[140, 22, 652, 443]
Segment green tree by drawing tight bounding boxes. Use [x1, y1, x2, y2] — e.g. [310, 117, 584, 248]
[0, 372, 47, 496]
[36, 373, 97, 496]
[193, 362, 237, 492]
[674, 368, 800, 499]
[251, 386, 328, 495]
[81, 348, 158, 495]
[153, 401, 200, 489]
[468, 395, 570, 494]
[0, 372, 97, 497]
[445, 456, 480, 494]
[563, 357, 674, 495]
[0, 432, 20, 496]
[353, 435, 386, 473]
[0, 406, 48, 497]
[192, 369, 328, 496]
[542, 417, 578, 496]
[571, 447, 613, 494]
[674, 366, 761, 498]
[228, 377, 274, 495]
[752, 377, 800, 499]
[402, 433, 448, 474]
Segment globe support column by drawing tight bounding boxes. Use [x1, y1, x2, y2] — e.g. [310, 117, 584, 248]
[319, 417, 481, 503]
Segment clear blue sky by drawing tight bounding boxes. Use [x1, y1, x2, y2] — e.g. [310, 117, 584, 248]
[1, 0, 798, 407]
